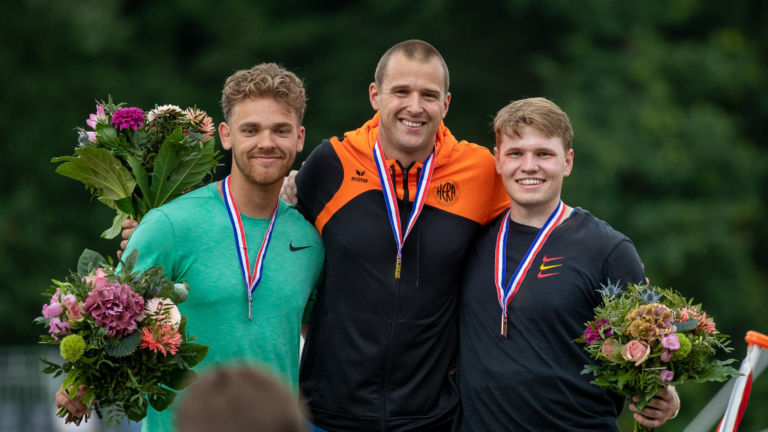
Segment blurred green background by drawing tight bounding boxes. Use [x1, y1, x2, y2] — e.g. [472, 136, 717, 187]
[2, 0, 766, 430]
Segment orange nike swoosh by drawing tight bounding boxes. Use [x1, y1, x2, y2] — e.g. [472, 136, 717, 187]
[542, 255, 564, 263]
[540, 263, 563, 271]
[538, 271, 560, 278]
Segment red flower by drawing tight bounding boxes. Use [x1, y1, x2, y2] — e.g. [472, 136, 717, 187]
[139, 322, 181, 356]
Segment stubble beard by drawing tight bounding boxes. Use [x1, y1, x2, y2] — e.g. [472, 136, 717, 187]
[233, 148, 295, 187]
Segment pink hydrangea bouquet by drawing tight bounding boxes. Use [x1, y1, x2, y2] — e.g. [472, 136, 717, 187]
[576, 283, 741, 432]
[35, 249, 208, 427]
[52, 98, 221, 238]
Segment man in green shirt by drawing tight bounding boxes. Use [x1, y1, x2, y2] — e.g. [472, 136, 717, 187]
[55, 63, 325, 432]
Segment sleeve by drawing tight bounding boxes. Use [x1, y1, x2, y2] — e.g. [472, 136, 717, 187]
[301, 261, 325, 324]
[295, 139, 345, 225]
[485, 172, 510, 224]
[601, 238, 646, 288]
[121, 209, 177, 278]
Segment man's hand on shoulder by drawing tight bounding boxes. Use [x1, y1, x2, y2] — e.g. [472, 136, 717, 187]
[117, 219, 139, 259]
[630, 386, 680, 428]
[280, 168, 300, 205]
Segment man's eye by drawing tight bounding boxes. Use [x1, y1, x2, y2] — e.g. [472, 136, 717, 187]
[424, 94, 437, 100]
[244, 129, 256, 134]
[277, 129, 289, 135]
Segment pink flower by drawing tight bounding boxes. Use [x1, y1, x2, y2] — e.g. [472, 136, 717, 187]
[585, 319, 612, 345]
[66, 302, 84, 321]
[111, 107, 145, 131]
[86, 105, 106, 128]
[83, 268, 107, 288]
[60, 294, 77, 309]
[661, 350, 672, 362]
[659, 370, 674, 384]
[602, 339, 622, 363]
[621, 340, 651, 366]
[84, 282, 145, 338]
[678, 306, 717, 334]
[42, 302, 64, 318]
[86, 131, 97, 143]
[662, 334, 681, 350]
[49, 317, 72, 338]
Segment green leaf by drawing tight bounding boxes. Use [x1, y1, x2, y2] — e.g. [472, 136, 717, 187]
[181, 343, 209, 368]
[126, 400, 148, 422]
[674, 320, 699, 332]
[63, 371, 79, 395]
[78, 249, 107, 278]
[101, 211, 129, 239]
[122, 249, 139, 275]
[96, 123, 121, 149]
[148, 131, 218, 208]
[52, 146, 136, 201]
[126, 156, 153, 207]
[104, 330, 141, 357]
[113, 196, 136, 215]
[148, 129, 184, 207]
[148, 387, 177, 412]
[165, 369, 198, 391]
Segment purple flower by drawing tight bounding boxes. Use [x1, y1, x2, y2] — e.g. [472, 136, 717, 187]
[659, 370, 674, 384]
[585, 319, 612, 345]
[661, 350, 672, 362]
[662, 334, 681, 351]
[111, 107, 145, 131]
[42, 302, 64, 318]
[84, 282, 145, 338]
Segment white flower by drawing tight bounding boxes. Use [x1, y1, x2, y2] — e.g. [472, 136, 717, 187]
[147, 104, 184, 122]
[145, 297, 181, 328]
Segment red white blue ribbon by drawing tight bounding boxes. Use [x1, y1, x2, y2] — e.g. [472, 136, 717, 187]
[372, 138, 435, 279]
[495, 200, 565, 335]
[222, 175, 279, 320]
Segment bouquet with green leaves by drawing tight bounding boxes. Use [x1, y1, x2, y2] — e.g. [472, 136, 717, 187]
[36, 249, 209, 427]
[575, 283, 741, 432]
[53, 98, 221, 238]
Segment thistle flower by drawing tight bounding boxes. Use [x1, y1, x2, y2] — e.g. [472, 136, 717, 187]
[84, 282, 145, 338]
[60, 334, 87, 363]
[147, 104, 184, 122]
[598, 280, 623, 298]
[111, 107, 145, 131]
[640, 289, 662, 304]
[139, 322, 181, 356]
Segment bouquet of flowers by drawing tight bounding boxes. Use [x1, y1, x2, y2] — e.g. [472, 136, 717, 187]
[52, 98, 221, 238]
[576, 283, 741, 432]
[36, 249, 209, 427]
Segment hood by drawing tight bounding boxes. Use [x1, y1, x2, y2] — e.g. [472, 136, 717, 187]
[340, 112, 461, 168]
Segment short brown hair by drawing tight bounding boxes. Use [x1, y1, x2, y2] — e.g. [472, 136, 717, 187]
[493, 97, 574, 150]
[375, 40, 450, 93]
[175, 366, 306, 432]
[221, 63, 306, 124]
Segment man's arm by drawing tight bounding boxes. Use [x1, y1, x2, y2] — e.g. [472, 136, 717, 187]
[602, 239, 680, 428]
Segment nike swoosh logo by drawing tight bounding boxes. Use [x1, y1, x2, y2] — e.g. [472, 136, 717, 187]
[538, 271, 560, 278]
[542, 255, 564, 263]
[540, 263, 563, 271]
[289, 242, 311, 252]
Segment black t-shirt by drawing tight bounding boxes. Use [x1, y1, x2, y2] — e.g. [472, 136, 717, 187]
[455, 208, 645, 432]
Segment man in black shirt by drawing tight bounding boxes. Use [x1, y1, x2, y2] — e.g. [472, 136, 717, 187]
[455, 98, 679, 431]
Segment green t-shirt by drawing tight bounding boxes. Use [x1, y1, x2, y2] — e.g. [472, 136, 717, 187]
[123, 183, 324, 432]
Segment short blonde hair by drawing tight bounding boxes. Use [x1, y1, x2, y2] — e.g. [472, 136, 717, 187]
[221, 63, 306, 124]
[493, 97, 573, 150]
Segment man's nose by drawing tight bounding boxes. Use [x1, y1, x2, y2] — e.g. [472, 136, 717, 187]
[521, 153, 538, 171]
[406, 93, 423, 115]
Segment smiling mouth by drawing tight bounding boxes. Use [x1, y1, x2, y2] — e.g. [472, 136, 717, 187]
[400, 119, 426, 128]
[517, 179, 545, 185]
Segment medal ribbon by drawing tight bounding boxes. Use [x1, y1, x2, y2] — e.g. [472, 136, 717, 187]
[495, 200, 565, 327]
[372, 138, 435, 279]
[222, 175, 279, 320]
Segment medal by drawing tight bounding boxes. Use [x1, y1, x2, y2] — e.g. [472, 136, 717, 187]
[372, 138, 435, 279]
[222, 176, 279, 320]
[495, 201, 565, 337]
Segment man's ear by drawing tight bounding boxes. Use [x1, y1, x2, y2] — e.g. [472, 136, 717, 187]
[563, 148, 574, 177]
[219, 122, 232, 150]
[369, 82, 380, 111]
[494, 146, 502, 174]
[296, 126, 305, 153]
[442, 92, 451, 119]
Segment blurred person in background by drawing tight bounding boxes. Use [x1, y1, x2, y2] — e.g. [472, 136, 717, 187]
[176, 365, 306, 432]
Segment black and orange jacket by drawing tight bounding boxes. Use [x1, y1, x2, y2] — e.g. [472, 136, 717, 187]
[297, 113, 508, 432]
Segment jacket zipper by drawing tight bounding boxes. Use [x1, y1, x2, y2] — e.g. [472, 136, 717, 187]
[380, 161, 413, 432]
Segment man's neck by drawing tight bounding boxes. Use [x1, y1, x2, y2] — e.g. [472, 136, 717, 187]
[378, 131, 435, 167]
[217, 172, 281, 219]
[508, 199, 573, 229]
